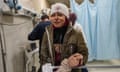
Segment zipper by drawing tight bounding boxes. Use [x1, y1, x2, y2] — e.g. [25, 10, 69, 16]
[61, 26, 73, 59]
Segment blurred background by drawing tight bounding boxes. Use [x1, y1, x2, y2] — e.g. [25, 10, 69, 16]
[0, 0, 120, 72]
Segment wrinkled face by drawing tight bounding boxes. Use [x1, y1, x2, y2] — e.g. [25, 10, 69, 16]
[50, 12, 66, 28]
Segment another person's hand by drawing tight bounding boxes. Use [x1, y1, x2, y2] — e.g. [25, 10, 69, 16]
[68, 53, 83, 68]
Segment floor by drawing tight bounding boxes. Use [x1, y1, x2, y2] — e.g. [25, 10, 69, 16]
[87, 60, 120, 72]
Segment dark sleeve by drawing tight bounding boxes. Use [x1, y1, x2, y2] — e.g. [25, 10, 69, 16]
[28, 24, 44, 41]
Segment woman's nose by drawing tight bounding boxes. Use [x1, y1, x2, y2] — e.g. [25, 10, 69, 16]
[54, 15, 58, 19]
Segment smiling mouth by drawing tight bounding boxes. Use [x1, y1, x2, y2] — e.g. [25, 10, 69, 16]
[54, 22, 61, 24]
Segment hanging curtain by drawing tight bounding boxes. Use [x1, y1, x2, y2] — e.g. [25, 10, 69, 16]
[117, 0, 120, 50]
[95, 0, 120, 59]
[70, 0, 120, 60]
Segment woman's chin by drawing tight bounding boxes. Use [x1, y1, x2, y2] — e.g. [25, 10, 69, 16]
[53, 24, 64, 28]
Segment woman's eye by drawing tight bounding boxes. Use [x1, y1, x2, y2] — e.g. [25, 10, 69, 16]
[51, 14, 55, 17]
[51, 15, 55, 17]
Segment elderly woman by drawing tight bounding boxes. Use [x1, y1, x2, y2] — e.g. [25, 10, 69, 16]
[40, 3, 88, 72]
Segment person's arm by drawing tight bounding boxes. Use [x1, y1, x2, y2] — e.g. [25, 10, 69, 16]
[77, 31, 88, 65]
[68, 31, 88, 67]
[40, 31, 51, 65]
[28, 24, 44, 41]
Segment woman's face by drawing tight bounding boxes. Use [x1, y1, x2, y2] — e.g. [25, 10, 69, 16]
[50, 12, 66, 28]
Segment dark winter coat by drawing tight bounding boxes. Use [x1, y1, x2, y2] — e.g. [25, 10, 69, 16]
[40, 24, 88, 72]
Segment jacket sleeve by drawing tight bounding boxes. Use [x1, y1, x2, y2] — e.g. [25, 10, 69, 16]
[28, 24, 44, 41]
[77, 31, 88, 65]
[40, 31, 50, 65]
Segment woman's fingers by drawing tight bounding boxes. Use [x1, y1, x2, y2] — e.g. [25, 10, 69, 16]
[68, 53, 84, 67]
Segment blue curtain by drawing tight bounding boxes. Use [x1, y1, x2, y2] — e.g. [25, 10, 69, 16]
[117, 0, 120, 53]
[70, 0, 120, 60]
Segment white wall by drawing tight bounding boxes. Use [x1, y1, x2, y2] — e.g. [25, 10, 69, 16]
[0, 36, 4, 72]
[19, 0, 35, 11]
[19, 0, 49, 13]
[0, 5, 4, 72]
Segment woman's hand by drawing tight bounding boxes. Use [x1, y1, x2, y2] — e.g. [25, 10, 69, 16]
[68, 53, 83, 68]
